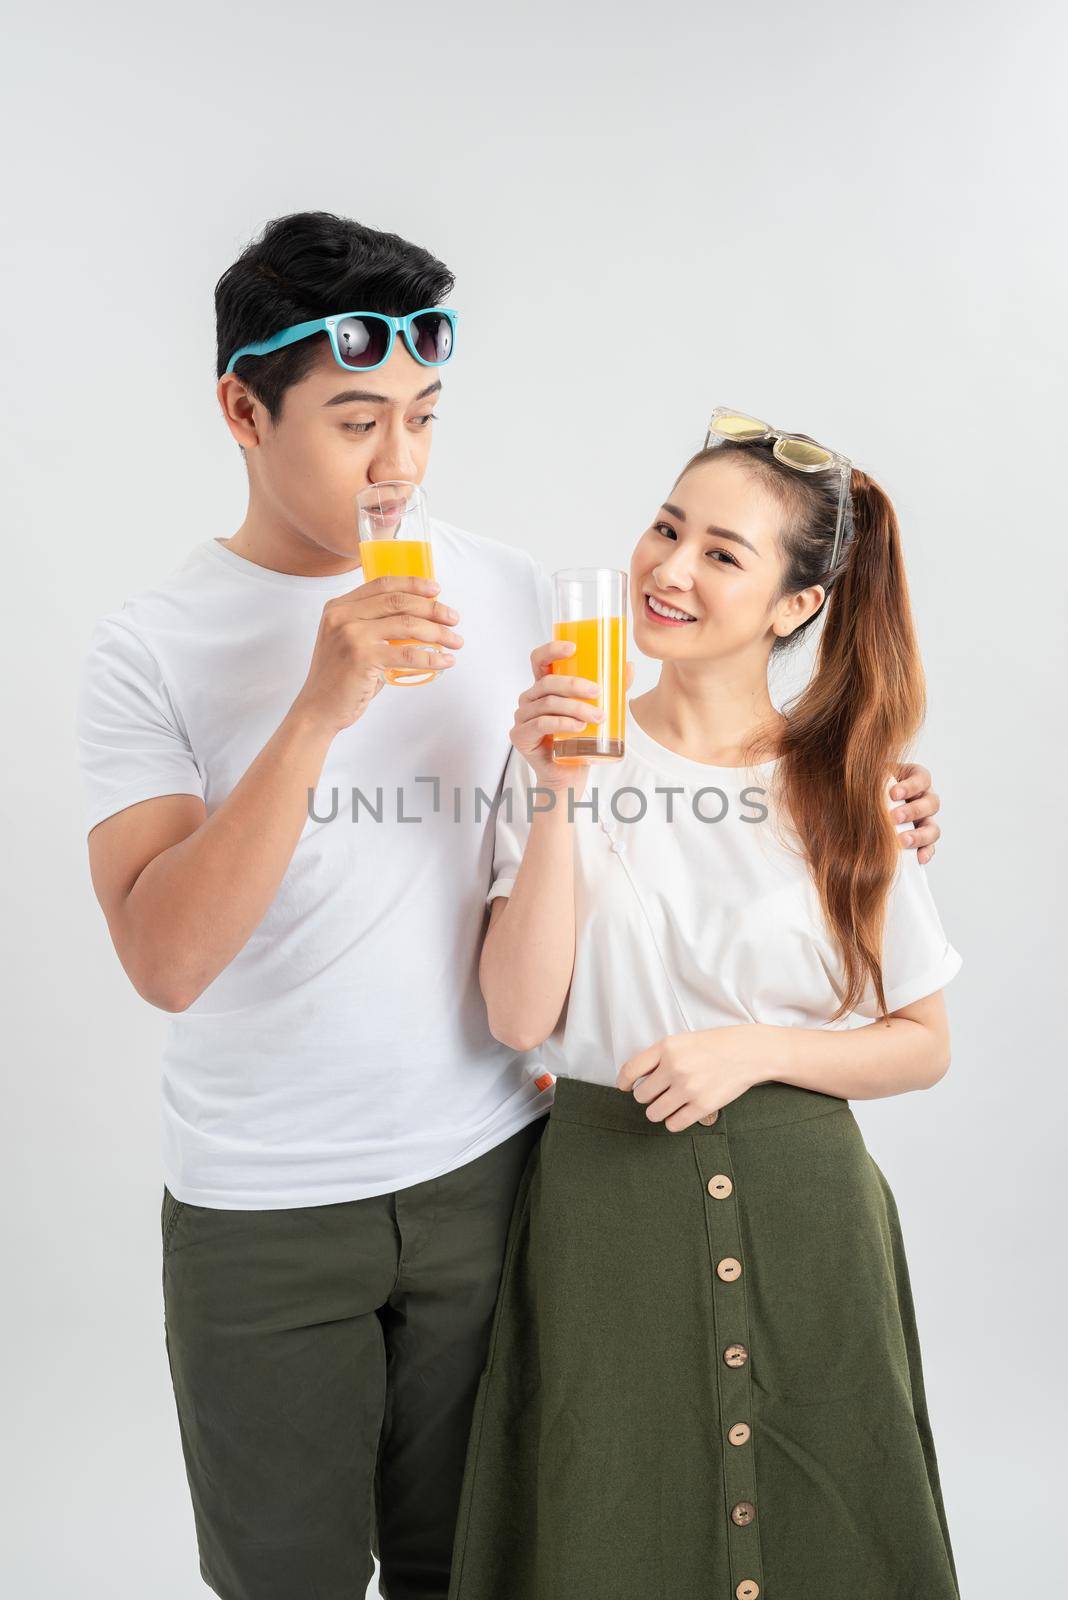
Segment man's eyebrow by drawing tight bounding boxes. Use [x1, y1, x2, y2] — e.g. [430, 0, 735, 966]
[660, 501, 760, 556]
[323, 379, 442, 408]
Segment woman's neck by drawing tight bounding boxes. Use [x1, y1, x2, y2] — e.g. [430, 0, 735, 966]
[630, 664, 784, 766]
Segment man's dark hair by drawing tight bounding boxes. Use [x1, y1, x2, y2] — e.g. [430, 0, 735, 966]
[215, 211, 455, 420]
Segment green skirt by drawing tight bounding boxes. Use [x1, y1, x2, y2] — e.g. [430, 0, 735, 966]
[447, 1076, 959, 1600]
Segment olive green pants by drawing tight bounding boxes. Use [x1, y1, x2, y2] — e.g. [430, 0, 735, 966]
[161, 1113, 548, 1600]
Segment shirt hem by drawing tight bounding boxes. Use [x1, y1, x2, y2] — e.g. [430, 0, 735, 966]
[160, 1097, 554, 1211]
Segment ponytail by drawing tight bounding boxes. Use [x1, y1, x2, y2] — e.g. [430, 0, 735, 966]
[674, 440, 927, 1019]
[775, 469, 925, 1019]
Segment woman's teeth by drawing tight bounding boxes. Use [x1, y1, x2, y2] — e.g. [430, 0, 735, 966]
[646, 595, 697, 623]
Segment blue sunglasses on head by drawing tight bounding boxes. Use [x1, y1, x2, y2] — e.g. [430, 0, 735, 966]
[224, 306, 458, 376]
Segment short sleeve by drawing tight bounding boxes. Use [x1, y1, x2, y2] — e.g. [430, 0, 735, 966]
[486, 744, 537, 905]
[852, 782, 963, 1017]
[76, 617, 205, 834]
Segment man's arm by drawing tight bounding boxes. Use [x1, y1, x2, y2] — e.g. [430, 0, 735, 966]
[85, 574, 463, 1011]
[88, 707, 334, 1011]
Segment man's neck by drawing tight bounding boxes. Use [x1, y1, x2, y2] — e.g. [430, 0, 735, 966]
[222, 511, 362, 579]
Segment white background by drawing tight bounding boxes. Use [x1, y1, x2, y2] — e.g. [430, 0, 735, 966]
[3, 1, 1065, 1594]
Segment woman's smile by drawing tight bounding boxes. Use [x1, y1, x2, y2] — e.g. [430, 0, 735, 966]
[643, 592, 698, 626]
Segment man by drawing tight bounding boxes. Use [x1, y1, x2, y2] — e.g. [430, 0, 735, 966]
[76, 211, 943, 1600]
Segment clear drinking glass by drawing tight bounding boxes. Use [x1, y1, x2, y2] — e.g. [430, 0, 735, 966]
[550, 568, 627, 763]
[356, 480, 439, 686]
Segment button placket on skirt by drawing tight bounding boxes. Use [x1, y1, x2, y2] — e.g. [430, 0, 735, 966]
[693, 1127, 765, 1600]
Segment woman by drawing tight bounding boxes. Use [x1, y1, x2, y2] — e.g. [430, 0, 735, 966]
[447, 411, 963, 1599]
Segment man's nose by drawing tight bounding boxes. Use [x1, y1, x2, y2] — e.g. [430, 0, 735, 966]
[371, 422, 417, 480]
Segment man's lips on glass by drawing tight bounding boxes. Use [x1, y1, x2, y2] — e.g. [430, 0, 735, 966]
[368, 501, 405, 530]
[643, 590, 698, 625]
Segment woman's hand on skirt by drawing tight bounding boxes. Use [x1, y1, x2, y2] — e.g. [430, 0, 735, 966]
[616, 1026, 777, 1132]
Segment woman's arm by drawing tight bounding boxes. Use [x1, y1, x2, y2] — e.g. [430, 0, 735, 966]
[480, 637, 606, 1051]
[617, 991, 951, 1131]
[766, 989, 951, 1098]
[480, 802, 579, 1051]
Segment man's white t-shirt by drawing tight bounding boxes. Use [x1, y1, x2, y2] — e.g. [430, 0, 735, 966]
[76, 520, 556, 1209]
[487, 703, 962, 1086]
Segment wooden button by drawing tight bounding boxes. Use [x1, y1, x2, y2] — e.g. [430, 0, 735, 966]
[698, 1109, 720, 1125]
[723, 1343, 749, 1367]
[731, 1501, 756, 1526]
[707, 1173, 733, 1199]
[736, 1582, 760, 1600]
[728, 1421, 752, 1446]
[716, 1256, 743, 1282]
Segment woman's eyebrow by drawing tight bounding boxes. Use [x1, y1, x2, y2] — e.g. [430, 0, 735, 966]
[660, 502, 760, 556]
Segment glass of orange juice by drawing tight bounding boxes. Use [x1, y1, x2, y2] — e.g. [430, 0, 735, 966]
[356, 480, 439, 686]
[550, 568, 627, 764]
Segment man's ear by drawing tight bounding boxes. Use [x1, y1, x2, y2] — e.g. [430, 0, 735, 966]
[217, 373, 262, 452]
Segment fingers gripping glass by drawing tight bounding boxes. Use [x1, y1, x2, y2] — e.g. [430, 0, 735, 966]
[355, 481, 441, 687]
[704, 406, 853, 574]
[224, 308, 458, 376]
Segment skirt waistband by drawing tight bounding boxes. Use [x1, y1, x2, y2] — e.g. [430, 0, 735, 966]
[548, 1074, 850, 1136]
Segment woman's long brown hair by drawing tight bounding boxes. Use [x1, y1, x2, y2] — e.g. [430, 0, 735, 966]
[679, 440, 926, 1020]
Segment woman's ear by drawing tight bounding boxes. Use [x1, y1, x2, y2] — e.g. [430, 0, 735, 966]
[773, 584, 825, 639]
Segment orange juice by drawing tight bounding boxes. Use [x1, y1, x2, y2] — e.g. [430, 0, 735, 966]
[359, 538, 437, 685]
[550, 614, 625, 763]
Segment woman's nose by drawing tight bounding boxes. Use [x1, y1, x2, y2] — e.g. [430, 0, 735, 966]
[652, 552, 696, 591]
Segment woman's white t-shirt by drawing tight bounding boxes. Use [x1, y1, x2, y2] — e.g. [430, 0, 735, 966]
[487, 703, 962, 1087]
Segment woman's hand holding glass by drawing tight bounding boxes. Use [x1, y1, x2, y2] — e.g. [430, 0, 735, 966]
[509, 641, 607, 796]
